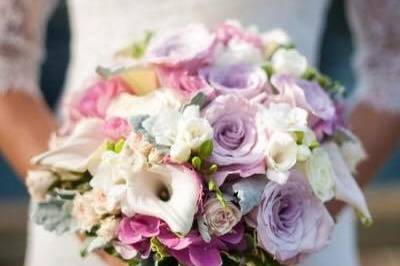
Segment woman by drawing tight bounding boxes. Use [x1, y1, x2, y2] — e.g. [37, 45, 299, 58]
[0, 1, 399, 265]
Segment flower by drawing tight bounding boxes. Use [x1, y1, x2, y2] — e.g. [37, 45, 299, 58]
[146, 24, 215, 67]
[203, 95, 266, 185]
[170, 141, 191, 163]
[90, 139, 203, 235]
[103, 117, 130, 141]
[200, 64, 267, 99]
[72, 191, 102, 231]
[257, 171, 334, 264]
[214, 20, 263, 49]
[322, 142, 371, 225]
[271, 48, 307, 77]
[32, 119, 105, 173]
[97, 216, 120, 242]
[305, 147, 336, 202]
[26, 170, 57, 202]
[156, 67, 207, 98]
[176, 108, 213, 150]
[335, 128, 367, 173]
[262, 102, 308, 133]
[261, 28, 291, 47]
[213, 39, 264, 66]
[72, 78, 127, 119]
[118, 215, 161, 258]
[107, 89, 183, 119]
[265, 132, 297, 184]
[199, 198, 242, 240]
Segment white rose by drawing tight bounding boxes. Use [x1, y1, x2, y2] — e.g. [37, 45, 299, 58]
[305, 147, 335, 202]
[201, 198, 241, 238]
[182, 105, 200, 119]
[271, 48, 308, 77]
[340, 140, 367, 174]
[265, 132, 297, 184]
[26, 170, 57, 202]
[214, 39, 263, 66]
[97, 217, 120, 242]
[297, 144, 311, 162]
[176, 117, 213, 150]
[264, 103, 308, 133]
[170, 141, 191, 163]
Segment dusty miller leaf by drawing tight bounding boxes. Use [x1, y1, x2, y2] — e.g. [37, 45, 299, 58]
[232, 175, 268, 215]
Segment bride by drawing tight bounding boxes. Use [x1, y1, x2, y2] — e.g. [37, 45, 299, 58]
[0, 0, 399, 265]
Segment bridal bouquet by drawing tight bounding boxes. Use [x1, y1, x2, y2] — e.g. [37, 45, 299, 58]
[26, 21, 371, 266]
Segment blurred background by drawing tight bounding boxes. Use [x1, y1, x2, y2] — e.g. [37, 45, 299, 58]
[0, 1, 399, 265]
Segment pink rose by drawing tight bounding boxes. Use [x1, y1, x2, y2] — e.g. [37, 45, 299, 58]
[103, 117, 131, 140]
[214, 21, 263, 49]
[74, 78, 127, 119]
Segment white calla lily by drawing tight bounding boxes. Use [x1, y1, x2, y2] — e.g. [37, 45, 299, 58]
[32, 119, 105, 173]
[322, 142, 372, 225]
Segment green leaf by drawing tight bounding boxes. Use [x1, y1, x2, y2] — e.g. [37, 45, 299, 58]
[188, 92, 208, 109]
[131, 31, 154, 59]
[208, 164, 218, 174]
[191, 156, 202, 171]
[198, 140, 213, 159]
[114, 139, 125, 153]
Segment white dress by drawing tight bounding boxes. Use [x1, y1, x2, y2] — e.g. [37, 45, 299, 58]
[1, 0, 400, 265]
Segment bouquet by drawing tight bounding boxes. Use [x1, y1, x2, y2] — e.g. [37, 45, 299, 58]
[26, 21, 371, 266]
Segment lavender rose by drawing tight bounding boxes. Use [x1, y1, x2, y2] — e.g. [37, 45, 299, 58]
[200, 64, 267, 99]
[256, 171, 334, 264]
[203, 95, 266, 185]
[146, 24, 215, 67]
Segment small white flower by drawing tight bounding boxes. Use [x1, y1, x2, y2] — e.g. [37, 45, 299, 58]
[72, 191, 101, 231]
[97, 217, 120, 242]
[26, 170, 57, 202]
[265, 132, 297, 184]
[214, 39, 263, 66]
[305, 147, 335, 202]
[340, 139, 367, 174]
[182, 105, 201, 119]
[264, 103, 308, 133]
[271, 48, 308, 77]
[261, 28, 291, 46]
[170, 141, 191, 163]
[176, 117, 213, 150]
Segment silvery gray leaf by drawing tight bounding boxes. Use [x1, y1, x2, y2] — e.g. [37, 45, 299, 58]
[130, 115, 150, 131]
[32, 198, 76, 235]
[187, 92, 208, 109]
[232, 175, 268, 215]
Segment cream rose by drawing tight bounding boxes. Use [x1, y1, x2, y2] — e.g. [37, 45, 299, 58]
[263, 103, 308, 133]
[97, 217, 120, 242]
[72, 191, 101, 231]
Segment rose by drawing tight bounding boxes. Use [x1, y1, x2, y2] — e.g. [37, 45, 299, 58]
[72, 191, 102, 231]
[97, 217, 120, 242]
[73, 78, 127, 119]
[26, 170, 57, 202]
[156, 67, 207, 98]
[146, 24, 215, 67]
[200, 198, 242, 238]
[214, 20, 263, 48]
[203, 95, 266, 185]
[103, 117, 131, 141]
[200, 64, 267, 99]
[305, 147, 336, 202]
[265, 132, 298, 184]
[257, 171, 334, 264]
[271, 48, 307, 77]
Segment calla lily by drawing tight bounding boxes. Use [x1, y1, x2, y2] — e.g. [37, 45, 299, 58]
[32, 119, 105, 173]
[91, 145, 202, 235]
[322, 142, 372, 225]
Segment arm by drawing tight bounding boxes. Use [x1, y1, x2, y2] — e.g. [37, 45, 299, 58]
[0, 0, 58, 177]
[329, 0, 400, 215]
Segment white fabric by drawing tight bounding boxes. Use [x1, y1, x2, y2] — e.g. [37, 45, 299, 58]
[0, 0, 381, 265]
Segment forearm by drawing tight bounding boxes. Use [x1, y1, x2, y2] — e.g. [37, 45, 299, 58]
[0, 91, 57, 177]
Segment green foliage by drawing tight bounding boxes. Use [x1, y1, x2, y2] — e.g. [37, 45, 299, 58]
[131, 31, 153, 59]
[32, 197, 75, 234]
[198, 139, 213, 159]
[191, 156, 202, 171]
[187, 92, 208, 109]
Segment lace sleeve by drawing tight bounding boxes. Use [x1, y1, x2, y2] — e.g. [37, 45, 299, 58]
[347, 0, 400, 113]
[0, 0, 57, 97]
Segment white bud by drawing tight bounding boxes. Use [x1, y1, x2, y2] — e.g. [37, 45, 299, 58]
[170, 141, 191, 163]
[271, 48, 307, 77]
